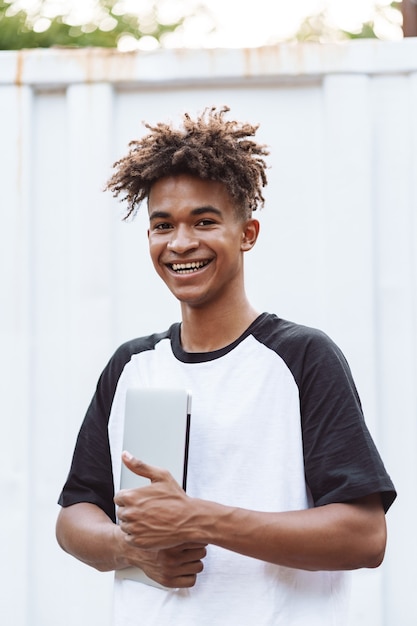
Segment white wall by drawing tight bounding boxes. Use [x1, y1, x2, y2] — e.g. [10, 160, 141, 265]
[1, 40, 416, 625]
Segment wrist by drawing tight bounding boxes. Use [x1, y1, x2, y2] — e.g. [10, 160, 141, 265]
[189, 498, 234, 545]
[112, 523, 133, 570]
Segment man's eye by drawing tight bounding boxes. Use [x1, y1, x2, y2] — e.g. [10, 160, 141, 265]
[154, 223, 172, 230]
[197, 219, 215, 227]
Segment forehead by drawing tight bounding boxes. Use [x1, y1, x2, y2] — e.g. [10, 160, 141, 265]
[148, 174, 237, 216]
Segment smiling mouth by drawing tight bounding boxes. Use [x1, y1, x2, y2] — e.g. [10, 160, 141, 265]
[169, 260, 211, 274]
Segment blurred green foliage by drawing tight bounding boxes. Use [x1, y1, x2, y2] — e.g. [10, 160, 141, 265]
[0, 0, 184, 49]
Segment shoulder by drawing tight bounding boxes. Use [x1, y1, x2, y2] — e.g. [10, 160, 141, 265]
[112, 327, 173, 363]
[252, 313, 334, 346]
[252, 313, 345, 377]
[96, 325, 177, 393]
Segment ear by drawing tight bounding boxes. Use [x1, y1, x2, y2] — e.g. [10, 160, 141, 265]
[240, 218, 260, 251]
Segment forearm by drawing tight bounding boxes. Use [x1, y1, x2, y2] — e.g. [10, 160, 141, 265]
[56, 501, 207, 588]
[56, 502, 128, 572]
[190, 493, 386, 571]
[116, 456, 387, 573]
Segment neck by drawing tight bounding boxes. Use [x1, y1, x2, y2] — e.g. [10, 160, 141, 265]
[179, 296, 260, 353]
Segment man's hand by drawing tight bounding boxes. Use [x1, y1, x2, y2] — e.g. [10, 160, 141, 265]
[114, 451, 207, 586]
[130, 542, 207, 588]
[115, 451, 196, 549]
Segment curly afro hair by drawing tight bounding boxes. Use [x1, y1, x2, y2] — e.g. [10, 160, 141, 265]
[105, 106, 269, 221]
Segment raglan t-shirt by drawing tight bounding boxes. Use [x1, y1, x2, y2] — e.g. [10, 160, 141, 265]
[59, 313, 396, 626]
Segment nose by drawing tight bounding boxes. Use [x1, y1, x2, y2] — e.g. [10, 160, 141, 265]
[167, 225, 199, 254]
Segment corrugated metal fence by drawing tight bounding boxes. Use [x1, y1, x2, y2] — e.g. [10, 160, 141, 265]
[1, 40, 416, 625]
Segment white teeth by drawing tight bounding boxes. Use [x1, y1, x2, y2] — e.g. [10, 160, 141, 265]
[171, 260, 209, 273]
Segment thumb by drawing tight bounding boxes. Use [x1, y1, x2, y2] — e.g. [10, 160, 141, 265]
[121, 450, 166, 483]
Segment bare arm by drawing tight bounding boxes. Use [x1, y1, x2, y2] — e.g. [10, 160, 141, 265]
[193, 493, 386, 571]
[56, 502, 129, 572]
[115, 452, 387, 572]
[56, 502, 206, 587]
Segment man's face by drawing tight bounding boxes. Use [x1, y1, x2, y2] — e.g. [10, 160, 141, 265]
[147, 174, 257, 310]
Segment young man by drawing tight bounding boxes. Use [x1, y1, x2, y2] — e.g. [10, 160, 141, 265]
[57, 106, 396, 626]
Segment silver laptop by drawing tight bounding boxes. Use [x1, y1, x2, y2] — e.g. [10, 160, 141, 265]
[116, 387, 192, 589]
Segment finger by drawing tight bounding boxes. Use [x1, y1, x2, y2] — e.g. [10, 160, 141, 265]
[156, 554, 205, 587]
[162, 572, 199, 589]
[121, 451, 168, 483]
[176, 559, 205, 576]
[162, 559, 205, 587]
[163, 544, 207, 565]
[180, 546, 207, 563]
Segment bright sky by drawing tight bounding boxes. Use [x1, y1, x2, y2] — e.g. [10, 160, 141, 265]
[179, 0, 402, 47]
[14, 0, 403, 49]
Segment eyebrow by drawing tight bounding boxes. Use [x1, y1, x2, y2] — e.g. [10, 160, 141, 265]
[149, 205, 222, 221]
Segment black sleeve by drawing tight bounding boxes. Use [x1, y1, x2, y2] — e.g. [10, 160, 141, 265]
[58, 332, 170, 521]
[58, 342, 136, 522]
[297, 329, 396, 512]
